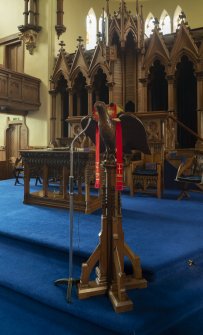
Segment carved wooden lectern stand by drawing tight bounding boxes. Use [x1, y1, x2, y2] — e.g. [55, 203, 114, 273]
[78, 159, 147, 313]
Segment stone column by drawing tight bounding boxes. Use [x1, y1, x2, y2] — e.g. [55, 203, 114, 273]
[107, 82, 114, 104]
[139, 78, 147, 112]
[167, 75, 175, 113]
[86, 85, 93, 115]
[77, 94, 80, 116]
[68, 88, 73, 117]
[66, 87, 73, 137]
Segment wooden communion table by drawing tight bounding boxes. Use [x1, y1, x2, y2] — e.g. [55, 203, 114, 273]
[20, 149, 101, 214]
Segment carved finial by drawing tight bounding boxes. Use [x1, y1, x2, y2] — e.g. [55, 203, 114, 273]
[178, 11, 188, 26]
[106, 0, 109, 17]
[136, 0, 139, 15]
[153, 17, 160, 30]
[120, 0, 127, 12]
[59, 40, 65, 49]
[97, 31, 102, 42]
[140, 4, 143, 19]
[179, 11, 186, 22]
[153, 17, 159, 27]
[77, 36, 84, 45]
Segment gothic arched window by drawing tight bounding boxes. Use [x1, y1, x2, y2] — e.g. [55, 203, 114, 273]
[145, 13, 155, 38]
[98, 10, 107, 37]
[173, 5, 183, 32]
[86, 8, 97, 50]
[160, 10, 171, 35]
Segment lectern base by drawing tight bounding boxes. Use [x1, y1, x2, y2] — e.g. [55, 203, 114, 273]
[78, 161, 147, 313]
[54, 277, 80, 303]
[78, 275, 147, 312]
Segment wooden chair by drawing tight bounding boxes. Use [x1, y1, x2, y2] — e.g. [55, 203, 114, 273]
[13, 156, 42, 186]
[129, 143, 164, 198]
[123, 151, 141, 192]
[175, 155, 203, 200]
[12, 156, 24, 185]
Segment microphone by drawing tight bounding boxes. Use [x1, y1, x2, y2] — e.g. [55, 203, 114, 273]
[70, 116, 91, 150]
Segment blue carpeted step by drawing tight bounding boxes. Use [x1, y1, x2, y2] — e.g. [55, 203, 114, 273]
[0, 285, 117, 335]
[161, 305, 203, 335]
[1, 179, 203, 334]
[0, 234, 121, 334]
[0, 233, 203, 335]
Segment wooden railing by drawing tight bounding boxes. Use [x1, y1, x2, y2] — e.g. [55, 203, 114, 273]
[136, 111, 203, 153]
[168, 113, 203, 143]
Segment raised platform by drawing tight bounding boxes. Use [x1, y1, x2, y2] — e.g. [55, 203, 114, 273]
[1, 179, 203, 334]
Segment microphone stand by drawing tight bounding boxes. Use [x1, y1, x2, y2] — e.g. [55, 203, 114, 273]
[54, 117, 91, 303]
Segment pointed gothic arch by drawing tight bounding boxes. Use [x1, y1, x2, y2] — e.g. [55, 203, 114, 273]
[90, 62, 112, 85]
[125, 32, 138, 106]
[160, 10, 171, 35]
[72, 71, 88, 116]
[91, 68, 109, 105]
[175, 55, 197, 148]
[109, 27, 121, 47]
[98, 10, 107, 37]
[55, 76, 69, 138]
[171, 49, 198, 75]
[145, 12, 155, 38]
[173, 6, 183, 32]
[147, 59, 168, 111]
[52, 68, 70, 87]
[86, 8, 97, 50]
[124, 28, 138, 45]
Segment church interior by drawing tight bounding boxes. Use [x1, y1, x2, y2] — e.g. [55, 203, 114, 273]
[0, 0, 203, 334]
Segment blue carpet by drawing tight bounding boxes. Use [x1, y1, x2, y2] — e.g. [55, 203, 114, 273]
[0, 179, 203, 334]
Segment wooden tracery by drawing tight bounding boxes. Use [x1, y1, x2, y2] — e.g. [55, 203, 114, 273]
[49, 1, 203, 151]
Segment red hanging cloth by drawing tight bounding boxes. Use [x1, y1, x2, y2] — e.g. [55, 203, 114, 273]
[115, 121, 123, 191]
[95, 124, 100, 188]
[94, 120, 123, 191]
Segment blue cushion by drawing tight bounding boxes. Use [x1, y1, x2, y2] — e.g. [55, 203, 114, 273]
[134, 169, 158, 176]
[177, 176, 202, 183]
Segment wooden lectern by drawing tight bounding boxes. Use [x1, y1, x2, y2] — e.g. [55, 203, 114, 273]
[78, 159, 147, 313]
[78, 100, 149, 312]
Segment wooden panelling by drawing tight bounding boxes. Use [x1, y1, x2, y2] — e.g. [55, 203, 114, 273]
[0, 161, 8, 180]
[0, 66, 40, 114]
[0, 149, 6, 161]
